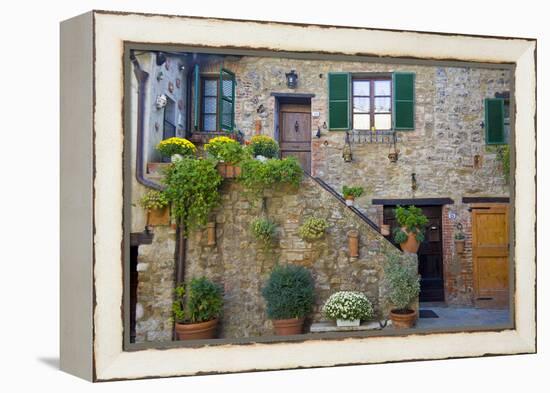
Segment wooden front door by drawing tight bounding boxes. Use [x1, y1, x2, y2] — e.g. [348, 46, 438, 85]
[472, 204, 509, 308]
[279, 104, 311, 173]
[384, 205, 444, 302]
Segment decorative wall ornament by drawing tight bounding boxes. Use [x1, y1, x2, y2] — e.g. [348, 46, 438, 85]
[155, 94, 167, 109]
[156, 71, 164, 81]
[342, 131, 353, 162]
[168, 81, 174, 93]
[176, 78, 181, 88]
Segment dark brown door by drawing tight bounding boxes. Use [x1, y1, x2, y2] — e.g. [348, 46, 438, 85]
[279, 104, 311, 173]
[383, 205, 444, 302]
[472, 204, 509, 308]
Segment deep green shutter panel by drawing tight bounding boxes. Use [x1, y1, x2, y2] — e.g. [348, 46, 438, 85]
[219, 68, 235, 131]
[193, 64, 200, 130]
[328, 73, 350, 130]
[485, 98, 505, 144]
[393, 72, 415, 130]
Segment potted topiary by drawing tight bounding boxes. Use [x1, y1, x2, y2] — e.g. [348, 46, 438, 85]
[322, 291, 374, 327]
[261, 264, 314, 335]
[172, 277, 223, 340]
[392, 205, 428, 253]
[455, 232, 465, 254]
[156, 137, 196, 162]
[342, 186, 364, 206]
[298, 216, 330, 242]
[139, 189, 170, 226]
[247, 135, 280, 159]
[204, 136, 245, 178]
[386, 254, 421, 329]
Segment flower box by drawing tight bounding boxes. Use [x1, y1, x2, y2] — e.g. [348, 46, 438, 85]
[336, 319, 360, 327]
[147, 207, 170, 226]
[216, 163, 241, 179]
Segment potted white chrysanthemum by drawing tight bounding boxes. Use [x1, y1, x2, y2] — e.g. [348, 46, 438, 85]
[322, 291, 374, 327]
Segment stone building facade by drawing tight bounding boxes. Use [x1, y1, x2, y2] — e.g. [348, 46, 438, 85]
[129, 51, 511, 342]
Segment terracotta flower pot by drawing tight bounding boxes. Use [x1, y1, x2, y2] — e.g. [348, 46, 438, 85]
[345, 196, 355, 206]
[380, 224, 391, 236]
[147, 207, 170, 226]
[455, 240, 465, 254]
[272, 317, 305, 336]
[175, 318, 218, 340]
[390, 309, 417, 329]
[399, 228, 421, 253]
[217, 163, 241, 179]
[348, 230, 359, 258]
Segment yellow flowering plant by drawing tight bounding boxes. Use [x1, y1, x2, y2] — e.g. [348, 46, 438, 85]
[156, 137, 196, 158]
[248, 135, 279, 158]
[204, 136, 245, 164]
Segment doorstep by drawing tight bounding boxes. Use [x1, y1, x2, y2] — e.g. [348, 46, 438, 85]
[310, 320, 391, 333]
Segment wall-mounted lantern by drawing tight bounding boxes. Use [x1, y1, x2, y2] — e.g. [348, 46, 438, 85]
[411, 173, 418, 192]
[285, 69, 298, 88]
[156, 52, 167, 66]
[342, 131, 353, 162]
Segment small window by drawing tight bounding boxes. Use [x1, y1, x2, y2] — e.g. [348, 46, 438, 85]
[352, 78, 392, 130]
[201, 77, 218, 132]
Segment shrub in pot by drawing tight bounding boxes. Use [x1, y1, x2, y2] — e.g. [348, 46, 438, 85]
[250, 217, 277, 251]
[139, 189, 170, 226]
[247, 135, 280, 159]
[455, 232, 465, 254]
[322, 291, 374, 327]
[342, 186, 364, 206]
[156, 137, 196, 162]
[385, 254, 421, 328]
[392, 205, 428, 253]
[204, 136, 245, 178]
[261, 264, 314, 335]
[172, 277, 223, 340]
[298, 216, 329, 242]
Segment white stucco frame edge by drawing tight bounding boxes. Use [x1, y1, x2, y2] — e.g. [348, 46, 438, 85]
[91, 11, 536, 381]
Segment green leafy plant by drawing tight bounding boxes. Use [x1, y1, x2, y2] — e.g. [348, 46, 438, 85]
[204, 136, 245, 164]
[156, 137, 196, 158]
[248, 135, 280, 158]
[342, 186, 364, 199]
[497, 144, 510, 182]
[392, 205, 428, 243]
[385, 254, 420, 312]
[322, 291, 374, 321]
[238, 156, 303, 198]
[251, 217, 277, 245]
[298, 216, 329, 242]
[455, 232, 465, 240]
[261, 264, 314, 320]
[139, 189, 168, 211]
[172, 277, 223, 324]
[163, 157, 222, 233]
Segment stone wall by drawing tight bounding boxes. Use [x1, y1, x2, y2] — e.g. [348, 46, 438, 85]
[184, 177, 412, 339]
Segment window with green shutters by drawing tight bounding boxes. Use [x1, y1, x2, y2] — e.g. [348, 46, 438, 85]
[328, 72, 350, 130]
[195, 67, 236, 132]
[484, 98, 506, 145]
[219, 68, 235, 132]
[392, 72, 415, 130]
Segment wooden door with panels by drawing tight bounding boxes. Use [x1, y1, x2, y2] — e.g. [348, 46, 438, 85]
[279, 104, 311, 173]
[472, 203, 510, 308]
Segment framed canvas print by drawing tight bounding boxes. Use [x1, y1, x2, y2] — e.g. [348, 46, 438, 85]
[60, 10, 537, 382]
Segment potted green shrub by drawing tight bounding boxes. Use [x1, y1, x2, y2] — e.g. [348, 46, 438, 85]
[250, 217, 277, 250]
[156, 137, 196, 162]
[342, 186, 364, 206]
[322, 291, 374, 327]
[392, 205, 428, 253]
[455, 232, 465, 254]
[261, 264, 314, 335]
[172, 277, 223, 340]
[204, 136, 245, 178]
[298, 217, 329, 242]
[139, 189, 170, 226]
[386, 254, 421, 329]
[247, 135, 280, 159]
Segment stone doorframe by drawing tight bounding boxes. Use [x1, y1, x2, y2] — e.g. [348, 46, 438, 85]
[271, 92, 315, 143]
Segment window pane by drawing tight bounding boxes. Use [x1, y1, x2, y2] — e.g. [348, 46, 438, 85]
[204, 97, 217, 114]
[374, 80, 391, 96]
[353, 114, 370, 130]
[203, 114, 217, 131]
[374, 114, 392, 130]
[353, 97, 370, 113]
[374, 97, 391, 113]
[353, 80, 370, 96]
[203, 79, 217, 96]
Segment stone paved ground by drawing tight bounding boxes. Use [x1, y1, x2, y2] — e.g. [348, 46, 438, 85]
[416, 303, 510, 329]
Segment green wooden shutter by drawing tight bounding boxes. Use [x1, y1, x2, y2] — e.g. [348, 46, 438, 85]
[328, 72, 350, 130]
[193, 63, 200, 131]
[219, 68, 236, 132]
[393, 72, 415, 130]
[485, 98, 505, 144]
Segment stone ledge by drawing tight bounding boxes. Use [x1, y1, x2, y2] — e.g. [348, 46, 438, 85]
[310, 320, 391, 333]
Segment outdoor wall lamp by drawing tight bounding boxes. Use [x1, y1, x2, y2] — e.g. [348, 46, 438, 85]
[411, 173, 418, 191]
[316, 127, 321, 138]
[156, 51, 167, 66]
[342, 131, 353, 162]
[286, 69, 298, 88]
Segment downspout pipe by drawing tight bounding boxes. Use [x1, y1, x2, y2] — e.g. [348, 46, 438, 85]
[130, 52, 163, 191]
